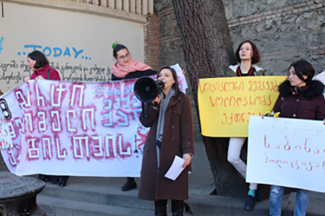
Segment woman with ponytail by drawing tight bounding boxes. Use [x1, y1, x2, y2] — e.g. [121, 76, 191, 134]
[111, 43, 157, 80]
[111, 43, 157, 191]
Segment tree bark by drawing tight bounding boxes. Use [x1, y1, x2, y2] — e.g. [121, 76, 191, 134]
[171, 0, 250, 197]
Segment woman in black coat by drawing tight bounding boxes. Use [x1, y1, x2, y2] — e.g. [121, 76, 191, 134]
[269, 59, 325, 216]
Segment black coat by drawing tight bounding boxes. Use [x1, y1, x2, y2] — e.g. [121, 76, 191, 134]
[273, 80, 325, 120]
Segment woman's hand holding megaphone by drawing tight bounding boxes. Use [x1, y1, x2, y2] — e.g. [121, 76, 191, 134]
[152, 94, 161, 109]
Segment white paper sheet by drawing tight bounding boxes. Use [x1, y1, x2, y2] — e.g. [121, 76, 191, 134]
[164, 155, 185, 181]
[170, 63, 188, 93]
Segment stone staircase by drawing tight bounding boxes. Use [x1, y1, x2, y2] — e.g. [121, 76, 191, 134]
[37, 178, 153, 216]
[36, 176, 270, 216]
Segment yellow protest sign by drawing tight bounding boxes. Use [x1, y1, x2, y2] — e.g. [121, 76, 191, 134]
[198, 76, 286, 137]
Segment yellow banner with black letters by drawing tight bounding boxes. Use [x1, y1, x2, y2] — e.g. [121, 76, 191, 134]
[198, 76, 286, 137]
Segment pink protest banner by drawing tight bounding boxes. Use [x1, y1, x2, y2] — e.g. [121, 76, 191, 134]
[247, 116, 325, 193]
[0, 74, 188, 177]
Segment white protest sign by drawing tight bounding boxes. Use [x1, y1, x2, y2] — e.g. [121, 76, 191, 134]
[247, 116, 325, 193]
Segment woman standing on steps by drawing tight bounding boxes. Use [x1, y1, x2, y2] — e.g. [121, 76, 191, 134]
[24, 50, 68, 187]
[268, 60, 325, 216]
[137, 66, 194, 216]
[110, 43, 157, 191]
[225, 40, 266, 210]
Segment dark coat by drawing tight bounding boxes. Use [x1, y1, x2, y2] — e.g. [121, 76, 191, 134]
[273, 80, 325, 120]
[137, 91, 194, 201]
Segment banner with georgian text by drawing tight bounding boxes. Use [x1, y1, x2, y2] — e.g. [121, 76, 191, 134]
[198, 76, 286, 137]
[0, 75, 187, 177]
[247, 116, 325, 193]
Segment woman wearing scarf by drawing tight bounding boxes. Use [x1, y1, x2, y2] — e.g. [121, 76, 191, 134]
[137, 66, 194, 216]
[111, 43, 157, 81]
[111, 43, 158, 191]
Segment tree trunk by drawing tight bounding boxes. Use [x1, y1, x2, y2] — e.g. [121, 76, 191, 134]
[171, 0, 249, 197]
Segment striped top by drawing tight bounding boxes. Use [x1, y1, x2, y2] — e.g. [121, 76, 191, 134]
[236, 66, 256, 77]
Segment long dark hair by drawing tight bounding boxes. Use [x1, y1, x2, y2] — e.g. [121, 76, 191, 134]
[235, 40, 261, 64]
[157, 66, 180, 96]
[27, 50, 49, 69]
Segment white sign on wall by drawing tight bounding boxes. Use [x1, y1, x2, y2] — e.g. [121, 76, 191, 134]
[0, 2, 145, 92]
[247, 116, 325, 193]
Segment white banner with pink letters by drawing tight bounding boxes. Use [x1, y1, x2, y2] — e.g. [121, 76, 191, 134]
[0, 73, 188, 177]
[0, 79, 144, 177]
[247, 116, 325, 193]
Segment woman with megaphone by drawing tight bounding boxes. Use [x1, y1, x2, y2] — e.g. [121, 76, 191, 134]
[137, 66, 194, 216]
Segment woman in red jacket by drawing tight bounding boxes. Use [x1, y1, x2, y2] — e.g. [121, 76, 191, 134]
[24, 50, 68, 187]
[269, 59, 325, 216]
[24, 50, 60, 83]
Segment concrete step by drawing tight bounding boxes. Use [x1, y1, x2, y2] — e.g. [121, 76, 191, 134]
[38, 180, 325, 216]
[37, 195, 154, 216]
[39, 182, 270, 216]
[39, 182, 153, 211]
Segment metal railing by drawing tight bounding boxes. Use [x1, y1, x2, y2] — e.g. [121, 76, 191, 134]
[68, 0, 154, 15]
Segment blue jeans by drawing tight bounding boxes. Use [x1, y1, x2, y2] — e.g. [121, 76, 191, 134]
[269, 185, 310, 216]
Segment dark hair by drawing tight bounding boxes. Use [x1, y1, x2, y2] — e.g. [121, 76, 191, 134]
[235, 40, 261, 64]
[289, 59, 315, 84]
[113, 44, 129, 58]
[157, 66, 179, 96]
[27, 50, 49, 69]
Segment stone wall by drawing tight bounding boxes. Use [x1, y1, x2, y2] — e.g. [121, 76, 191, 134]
[154, 0, 325, 141]
[225, 0, 325, 74]
[155, 0, 325, 74]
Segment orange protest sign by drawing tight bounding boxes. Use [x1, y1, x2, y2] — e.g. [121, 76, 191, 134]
[198, 76, 286, 137]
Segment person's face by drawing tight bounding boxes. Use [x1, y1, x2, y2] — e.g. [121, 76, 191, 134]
[115, 48, 130, 66]
[239, 42, 253, 61]
[158, 69, 175, 93]
[27, 57, 36, 71]
[288, 66, 307, 87]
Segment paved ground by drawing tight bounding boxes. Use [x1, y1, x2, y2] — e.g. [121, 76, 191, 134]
[44, 140, 215, 196]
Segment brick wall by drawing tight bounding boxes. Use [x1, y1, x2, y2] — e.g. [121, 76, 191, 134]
[144, 14, 160, 71]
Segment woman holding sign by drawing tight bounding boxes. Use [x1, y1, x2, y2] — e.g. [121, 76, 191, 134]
[268, 60, 325, 216]
[24, 50, 68, 187]
[226, 40, 265, 210]
[137, 66, 194, 216]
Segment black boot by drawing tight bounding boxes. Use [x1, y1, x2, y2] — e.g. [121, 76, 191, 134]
[50, 176, 59, 184]
[172, 200, 184, 216]
[39, 174, 52, 182]
[155, 200, 167, 216]
[59, 176, 69, 187]
[121, 177, 137, 191]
